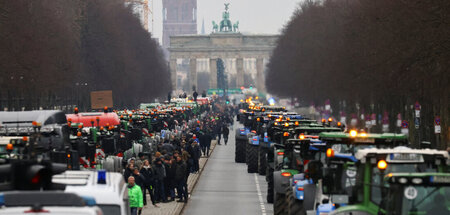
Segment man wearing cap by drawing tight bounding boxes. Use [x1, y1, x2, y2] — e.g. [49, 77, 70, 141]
[128, 176, 143, 215]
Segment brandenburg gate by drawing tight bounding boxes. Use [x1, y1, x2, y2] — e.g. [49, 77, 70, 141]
[168, 4, 278, 92]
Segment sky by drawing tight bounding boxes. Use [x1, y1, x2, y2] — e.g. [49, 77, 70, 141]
[150, 0, 302, 44]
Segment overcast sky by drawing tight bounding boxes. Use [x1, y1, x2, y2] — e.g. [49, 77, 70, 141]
[151, 0, 302, 44]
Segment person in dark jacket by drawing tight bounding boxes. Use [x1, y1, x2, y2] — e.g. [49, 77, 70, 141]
[132, 168, 145, 189]
[140, 160, 157, 207]
[222, 125, 229, 145]
[191, 141, 201, 173]
[124, 163, 135, 183]
[203, 130, 212, 157]
[174, 156, 188, 202]
[163, 157, 176, 201]
[153, 158, 166, 203]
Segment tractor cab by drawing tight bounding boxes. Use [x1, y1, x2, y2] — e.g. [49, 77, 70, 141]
[331, 147, 449, 215]
[383, 172, 450, 215]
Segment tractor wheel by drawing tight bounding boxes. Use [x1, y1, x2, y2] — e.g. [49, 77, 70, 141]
[235, 139, 246, 163]
[303, 184, 317, 211]
[258, 147, 266, 175]
[267, 172, 274, 203]
[247, 144, 258, 173]
[266, 165, 274, 182]
[286, 187, 304, 215]
[274, 192, 287, 215]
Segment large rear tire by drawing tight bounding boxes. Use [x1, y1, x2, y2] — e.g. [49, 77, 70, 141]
[274, 192, 287, 215]
[235, 139, 246, 163]
[258, 147, 267, 175]
[267, 172, 274, 203]
[247, 144, 258, 173]
[303, 184, 317, 212]
[286, 187, 304, 215]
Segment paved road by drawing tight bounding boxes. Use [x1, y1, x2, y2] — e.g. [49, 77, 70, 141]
[183, 129, 273, 215]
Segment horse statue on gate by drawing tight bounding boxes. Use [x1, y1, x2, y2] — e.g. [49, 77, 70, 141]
[233, 21, 239, 32]
[212, 21, 219, 33]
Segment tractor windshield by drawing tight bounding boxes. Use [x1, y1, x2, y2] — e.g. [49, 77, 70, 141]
[370, 163, 439, 205]
[387, 185, 450, 215]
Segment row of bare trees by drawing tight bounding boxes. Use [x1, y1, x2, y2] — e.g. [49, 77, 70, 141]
[267, 0, 450, 148]
[0, 0, 171, 111]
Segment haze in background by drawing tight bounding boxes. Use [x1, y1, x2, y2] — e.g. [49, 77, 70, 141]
[151, 0, 301, 44]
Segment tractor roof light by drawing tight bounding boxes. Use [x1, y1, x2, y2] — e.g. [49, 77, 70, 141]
[337, 122, 342, 127]
[326, 148, 335, 157]
[299, 133, 305, 140]
[321, 119, 326, 123]
[283, 132, 289, 137]
[377, 160, 387, 170]
[295, 121, 299, 126]
[274, 122, 278, 126]
[284, 122, 289, 127]
[349, 130, 358, 138]
[328, 117, 333, 122]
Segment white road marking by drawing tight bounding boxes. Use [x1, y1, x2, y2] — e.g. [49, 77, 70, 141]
[254, 173, 267, 215]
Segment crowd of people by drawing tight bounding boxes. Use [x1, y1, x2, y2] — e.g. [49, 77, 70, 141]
[125, 101, 235, 215]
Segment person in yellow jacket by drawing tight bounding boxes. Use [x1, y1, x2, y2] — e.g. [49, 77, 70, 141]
[128, 176, 143, 215]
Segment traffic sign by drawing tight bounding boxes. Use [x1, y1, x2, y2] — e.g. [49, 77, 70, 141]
[435, 125, 441, 134]
[414, 101, 421, 110]
[414, 102, 421, 117]
[414, 118, 420, 129]
[435, 116, 441, 125]
[401, 120, 408, 128]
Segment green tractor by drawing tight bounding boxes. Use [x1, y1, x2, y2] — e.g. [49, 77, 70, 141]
[330, 147, 449, 215]
[287, 132, 408, 215]
[383, 172, 450, 215]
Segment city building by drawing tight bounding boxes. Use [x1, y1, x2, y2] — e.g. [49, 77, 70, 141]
[162, 0, 197, 49]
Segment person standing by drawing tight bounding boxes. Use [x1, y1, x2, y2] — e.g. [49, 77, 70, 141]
[153, 158, 166, 203]
[163, 157, 176, 201]
[128, 176, 143, 215]
[191, 141, 201, 173]
[204, 129, 212, 157]
[140, 160, 157, 207]
[222, 124, 229, 145]
[124, 163, 135, 183]
[174, 156, 188, 202]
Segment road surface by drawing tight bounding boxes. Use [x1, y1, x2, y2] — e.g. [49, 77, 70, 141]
[183, 129, 273, 215]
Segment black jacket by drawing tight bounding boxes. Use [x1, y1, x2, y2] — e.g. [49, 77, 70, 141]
[140, 166, 155, 186]
[174, 161, 187, 182]
[192, 144, 201, 160]
[153, 162, 166, 181]
[123, 167, 133, 183]
[132, 172, 146, 187]
[164, 163, 176, 182]
[222, 126, 229, 136]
